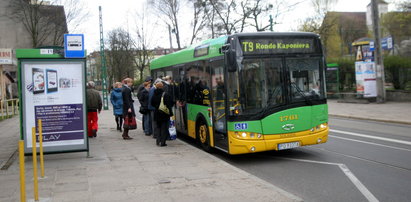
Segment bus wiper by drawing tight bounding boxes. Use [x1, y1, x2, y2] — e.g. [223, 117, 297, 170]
[291, 83, 312, 105]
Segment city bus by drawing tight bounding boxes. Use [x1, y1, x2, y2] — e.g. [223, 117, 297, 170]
[150, 32, 329, 155]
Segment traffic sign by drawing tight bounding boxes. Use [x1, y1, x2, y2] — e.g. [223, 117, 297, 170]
[369, 41, 375, 51]
[381, 36, 393, 50]
[64, 34, 85, 58]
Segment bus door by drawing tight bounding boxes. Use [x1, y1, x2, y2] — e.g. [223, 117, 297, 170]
[175, 66, 188, 134]
[211, 60, 228, 150]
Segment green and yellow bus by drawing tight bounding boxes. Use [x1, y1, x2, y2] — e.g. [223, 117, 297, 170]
[150, 32, 329, 155]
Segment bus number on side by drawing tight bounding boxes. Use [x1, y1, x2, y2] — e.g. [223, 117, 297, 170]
[280, 115, 298, 122]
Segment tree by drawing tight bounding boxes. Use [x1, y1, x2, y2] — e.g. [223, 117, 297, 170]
[189, 0, 209, 44]
[246, 0, 303, 32]
[208, 0, 241, 35]
[150, 0, 182, 49]
[106, 28, 135, 86]
[381, 12, 411, 48]
[51, 0, 90, 33]
[205, 0, 301, 36]
[246, 0, 272, 31]
[298, 0, 339, 56]
[133, 7, 155, 81]
[7, 0, 68, 47]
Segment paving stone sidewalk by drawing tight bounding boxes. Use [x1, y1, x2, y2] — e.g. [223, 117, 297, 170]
[0, 110, 300, 202]
[327, 99, 411, 125]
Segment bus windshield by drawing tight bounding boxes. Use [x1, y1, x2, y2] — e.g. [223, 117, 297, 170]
[288, 58, 325, 103]
[228, 57, 325, 117]
[240, 58, 285, 114]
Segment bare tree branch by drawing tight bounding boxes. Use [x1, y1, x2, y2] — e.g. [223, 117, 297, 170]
[7, 0, 68, 47]
[149, 0, 182, 49]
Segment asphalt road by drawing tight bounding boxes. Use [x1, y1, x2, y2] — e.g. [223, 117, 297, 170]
[212, 117, 411, 202]
[132, 100, 411, 201]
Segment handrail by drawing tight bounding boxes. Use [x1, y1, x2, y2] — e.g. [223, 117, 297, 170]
[0, 98, 19, 120]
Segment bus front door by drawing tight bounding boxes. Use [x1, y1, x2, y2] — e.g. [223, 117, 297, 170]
[176, 67, 188, 134]
[211, 62, 228, 151]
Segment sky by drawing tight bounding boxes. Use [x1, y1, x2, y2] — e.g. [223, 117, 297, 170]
[71, 0, 395, 53]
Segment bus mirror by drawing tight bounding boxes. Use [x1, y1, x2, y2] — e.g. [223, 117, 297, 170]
[226, 49, 237, 72]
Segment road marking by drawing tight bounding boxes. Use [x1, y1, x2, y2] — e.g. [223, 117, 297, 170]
[330, 129, 411, 146]
[280, 158, 379, 202]
[330, 135, 411, 152]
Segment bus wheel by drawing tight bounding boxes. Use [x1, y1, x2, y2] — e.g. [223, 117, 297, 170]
[197, 121, 211, 152]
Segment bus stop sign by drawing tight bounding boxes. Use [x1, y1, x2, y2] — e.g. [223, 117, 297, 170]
[64, 34, 85, 58]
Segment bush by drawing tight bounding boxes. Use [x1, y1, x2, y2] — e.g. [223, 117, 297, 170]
[327, 57, 356, 92]
[384, 55, 411, 90]
[133, 79, 143, 86]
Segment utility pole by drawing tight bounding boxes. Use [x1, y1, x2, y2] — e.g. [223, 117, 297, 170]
[168, 24, 173, 53]
[99, 6, 109, 110]
[269, 15, 273, 31]
[371, 0, 386, 103]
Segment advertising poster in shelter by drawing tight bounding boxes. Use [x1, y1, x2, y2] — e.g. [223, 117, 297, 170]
[355, 61, 377, 97]
[21, 60, 87, 153]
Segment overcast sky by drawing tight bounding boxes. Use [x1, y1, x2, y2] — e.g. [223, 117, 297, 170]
[75, 0, 394, 52]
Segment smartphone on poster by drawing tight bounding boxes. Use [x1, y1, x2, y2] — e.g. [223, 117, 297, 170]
[46, 69, 58, 93]
[32, 68, 45, 94]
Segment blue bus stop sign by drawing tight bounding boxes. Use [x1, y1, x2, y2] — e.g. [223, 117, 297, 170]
[64, 34, 85, 58]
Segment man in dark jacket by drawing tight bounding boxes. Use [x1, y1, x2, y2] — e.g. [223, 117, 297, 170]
[122, 78, 135, 140]
[86, 81, 102, 138]
[137, 76, 152, 100]
[138, 81, 152, 136]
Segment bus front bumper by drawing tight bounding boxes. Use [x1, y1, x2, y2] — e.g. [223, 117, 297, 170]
[228, 128, 329, 155]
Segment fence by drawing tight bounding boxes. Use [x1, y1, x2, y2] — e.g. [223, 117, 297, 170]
[0, 99, 19, 120]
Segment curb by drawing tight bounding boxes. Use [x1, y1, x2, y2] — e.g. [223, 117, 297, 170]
[329, 114, 411, 125]
[177, 137, 303, 202]
[0, 149, 17, 170]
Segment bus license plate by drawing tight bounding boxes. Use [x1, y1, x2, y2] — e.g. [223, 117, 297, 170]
[278, 142, 300, 150]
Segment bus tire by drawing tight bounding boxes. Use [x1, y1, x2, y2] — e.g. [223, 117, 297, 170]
[197, 120, 211, 152]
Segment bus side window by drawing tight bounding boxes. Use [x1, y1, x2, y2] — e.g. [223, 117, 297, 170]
[186, 65, 198, 103]
[198, 64, 211, 106]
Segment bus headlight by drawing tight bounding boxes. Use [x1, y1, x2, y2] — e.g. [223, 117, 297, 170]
[311, 123, 328, 133]
[230, 131, 264, 140]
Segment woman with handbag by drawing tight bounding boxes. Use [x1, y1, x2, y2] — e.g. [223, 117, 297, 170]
[121, 78, 136, 140]
[110, 82, 124, 131]
[151, 80, 173, 146]
[138, 81, 152, 136]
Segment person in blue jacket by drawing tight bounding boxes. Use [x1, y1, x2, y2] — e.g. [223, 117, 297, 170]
[111, 82, 124, 131]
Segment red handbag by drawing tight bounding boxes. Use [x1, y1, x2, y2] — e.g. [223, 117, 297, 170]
[124, 114, 137, 130]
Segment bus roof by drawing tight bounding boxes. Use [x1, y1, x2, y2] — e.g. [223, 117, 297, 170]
[231, 32, 319, 38]
[150, 35, 228, 70]
[150, 32, 320, 70]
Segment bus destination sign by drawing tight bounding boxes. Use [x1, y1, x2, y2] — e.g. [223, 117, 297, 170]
[240, 38, 316, 55]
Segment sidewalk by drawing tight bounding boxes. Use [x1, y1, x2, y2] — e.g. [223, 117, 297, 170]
[0, 110, 300, 202]
[1, 100, 410, 202]
[0, 116, 20, 170]
[327, 99, 411, 125]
